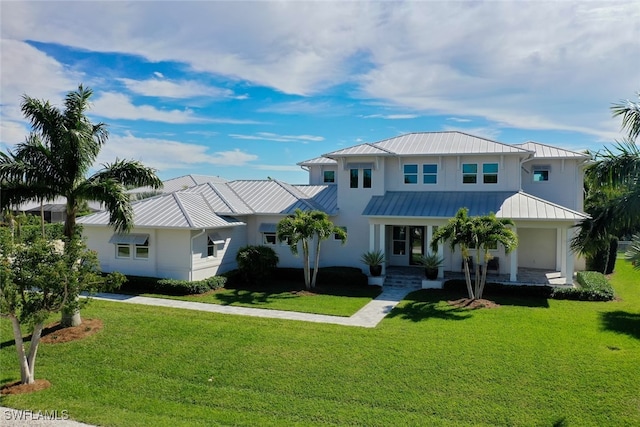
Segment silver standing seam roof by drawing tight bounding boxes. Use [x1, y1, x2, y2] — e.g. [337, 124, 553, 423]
[515, 141, 590, 159]
[78, 180, 338, 229]
[324, 132, 533, 158]
[362, 191, 588, 221]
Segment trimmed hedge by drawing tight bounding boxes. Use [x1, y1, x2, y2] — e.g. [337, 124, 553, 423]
[272, 266, 368, 287]
[551, 271, 614, 301]
[121, 275, 226, 295]
[443, 271, 614, 302]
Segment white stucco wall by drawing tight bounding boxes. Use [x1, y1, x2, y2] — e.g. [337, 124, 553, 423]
[521, 159, 585, 211]
[190, 225, 247, 280]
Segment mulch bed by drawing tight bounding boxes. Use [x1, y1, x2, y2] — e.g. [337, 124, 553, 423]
[1, 379, 51, 395]
[447, 298, 501, 309]
[40, 318, 104, 344]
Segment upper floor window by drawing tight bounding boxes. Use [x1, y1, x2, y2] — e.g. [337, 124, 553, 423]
[483, 163, 499, 184]
[532, 165, 550, 182]
[404, 164, 418, 184]
[462, 163, 477, 184]
[323, 170, 335, 183]
[350, 169, 358, 188]
[422, 164, 437, 184]
[363, 169, 372, 188]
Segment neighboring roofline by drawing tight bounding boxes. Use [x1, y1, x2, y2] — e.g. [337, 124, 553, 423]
[516, 140, 591, 160]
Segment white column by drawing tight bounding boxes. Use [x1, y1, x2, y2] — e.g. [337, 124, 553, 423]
[560, 228, 568, 277]
[565, 227, 574, 285]
[556, 227, 563, 271]
[380, 224, 386, 275]
[369, 223, 375, 252]
[510, 226, 517, 282]
[437, 234, 444, 279]
[426, 225, 433, 254]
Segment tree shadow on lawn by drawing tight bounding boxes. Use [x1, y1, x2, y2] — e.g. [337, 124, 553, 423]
[600, 311, 640, 340]
[386, 290, 473, 322]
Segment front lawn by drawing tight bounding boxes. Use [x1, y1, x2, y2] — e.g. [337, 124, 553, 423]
[1, 260, 639, 426]
[138, 281, 381, 317]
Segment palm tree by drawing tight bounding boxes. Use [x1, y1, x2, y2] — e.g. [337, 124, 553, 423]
[572, 93, 640, 270]
[276, 209, 347, 289]
[0, 85, 162, 326]
[431, 208, 517, 300]
[624, 234, 640, 270]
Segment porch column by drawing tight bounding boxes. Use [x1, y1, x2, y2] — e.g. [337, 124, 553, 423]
[369, 223, 375, 252]
[510, 226, 517, 281]
[565, 227, 574, 285]
[437, 235, 444, 279]
[560, 228, 568, 277]
[379, 224, 386, 275]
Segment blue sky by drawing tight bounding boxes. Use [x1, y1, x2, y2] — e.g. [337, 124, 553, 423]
[1, 1, 638, 184]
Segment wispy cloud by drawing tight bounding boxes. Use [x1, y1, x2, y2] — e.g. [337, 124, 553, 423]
[118, 77, 234, 99]
[361, 114, 419, 120]
[97, 132, 258, 171]
[229, 132, 325, 143]
[447, 117, 472, 123]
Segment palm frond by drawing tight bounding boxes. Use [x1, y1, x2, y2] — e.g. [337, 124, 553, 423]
[611, 92, 640, 140]
[89, 159, 162, 189]
[75, 179, 133, 233]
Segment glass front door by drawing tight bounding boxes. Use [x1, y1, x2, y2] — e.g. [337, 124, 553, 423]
[409, 226, 424, 265]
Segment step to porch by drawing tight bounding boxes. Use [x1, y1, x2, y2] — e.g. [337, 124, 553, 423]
[383, 267, 424, 288]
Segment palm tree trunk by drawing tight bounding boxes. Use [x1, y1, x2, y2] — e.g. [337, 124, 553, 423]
[302, 240, 311, 290]
[311, 236, 322, 288]
[463, 256, 474, 300]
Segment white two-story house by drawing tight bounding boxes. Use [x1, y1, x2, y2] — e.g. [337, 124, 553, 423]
[79, 132, 589, 285]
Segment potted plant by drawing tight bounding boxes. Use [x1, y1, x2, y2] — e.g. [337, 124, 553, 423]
[418, 253, 444, 280]
[360, 249, 385, 276]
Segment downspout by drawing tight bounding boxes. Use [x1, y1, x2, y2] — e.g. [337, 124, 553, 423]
[190, 229, 206, 281]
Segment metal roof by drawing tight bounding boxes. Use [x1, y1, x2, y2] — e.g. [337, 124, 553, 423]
[362, 191, 588, 221]
[325, 132, 532, 158]
[79, 179, 338, 228]
[297, 156, 338, 166]
[128, 174, 228, 196]
[516, 141, 590, 159]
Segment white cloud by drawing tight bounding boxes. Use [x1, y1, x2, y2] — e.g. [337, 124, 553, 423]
[1, 2, 637, 139]
[362, 114, 419, 120]
[118, 77, 234, 99]
[97, 132, 258, 171]
[90, 92, 208, 123]
[253, 164, 304, 172]
[229, 132, 325, 143]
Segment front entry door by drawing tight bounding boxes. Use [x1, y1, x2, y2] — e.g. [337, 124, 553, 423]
[409, 226, 424, 265]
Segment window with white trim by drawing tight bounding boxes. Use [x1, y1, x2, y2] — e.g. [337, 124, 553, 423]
[116, 244, 130, 259]
[483, 163, 499, 184]
[263, 232, 277, 245]
[134, 237, 149, 259]
[404, 164, 418, 184]
[350, 169, 359, 188]
[532, 165, 550, 182]
[422, 164, 437, 184]
[334, 226, 347, 240]
[323, 170, 335, 183]
[462, 163, 477, 183]
[363, 169, 372, 188]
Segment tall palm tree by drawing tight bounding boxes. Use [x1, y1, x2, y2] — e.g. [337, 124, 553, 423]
[573, 93, 640, 270]
[0, 85, 162, 325]
[276, 209, 346, 289]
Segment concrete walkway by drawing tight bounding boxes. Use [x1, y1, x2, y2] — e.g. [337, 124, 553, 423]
[91, 285, 418, 328]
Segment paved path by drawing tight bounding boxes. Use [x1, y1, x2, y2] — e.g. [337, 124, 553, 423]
[91, 285, 418, 328]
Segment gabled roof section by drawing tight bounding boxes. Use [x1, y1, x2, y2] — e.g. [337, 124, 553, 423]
[324, 143, 394, 158]
[363, 191, 588, 221]
[292, 184, 338, 214]
[129, 174, 227, 196]
[227, 180, 324, 214]
[516, 141, 590, 159]
[78, 192, 244, 229]
[324, 132, 532, 158]
[297, 156, 338, 166]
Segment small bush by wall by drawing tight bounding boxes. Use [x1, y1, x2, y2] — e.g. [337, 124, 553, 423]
[121, 275, 226, 295]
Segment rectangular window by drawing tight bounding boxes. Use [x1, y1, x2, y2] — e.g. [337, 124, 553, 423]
[392, 226, 406, 255]
[263, 232, 277, 245]
[116, 244, 130, 258]
[532, 165, 550, 182]
[207, 237, 217, 257]
[134, 238, 149, 259]
[462, 163, 477, 184]
[334, 226, 347, 240]
[483, 163, 499, 184]
[350, 169, 358, 188]
[363, 169, 372, 188]
[422, 164, 437, 184]
[323, 170, 335, 183]
[404, 164, 418, 184]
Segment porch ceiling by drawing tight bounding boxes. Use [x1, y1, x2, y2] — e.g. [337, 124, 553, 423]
[362, 191, 588, 221]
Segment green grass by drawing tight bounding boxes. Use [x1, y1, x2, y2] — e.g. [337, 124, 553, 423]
[138, 281, 381, 317]
[1, 259, 639, 426]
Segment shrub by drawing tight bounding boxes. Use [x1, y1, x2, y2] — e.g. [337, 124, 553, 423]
[551, 271, 614, 301]
[121, 275, 226, 295]
[236, 245, 279, 285]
